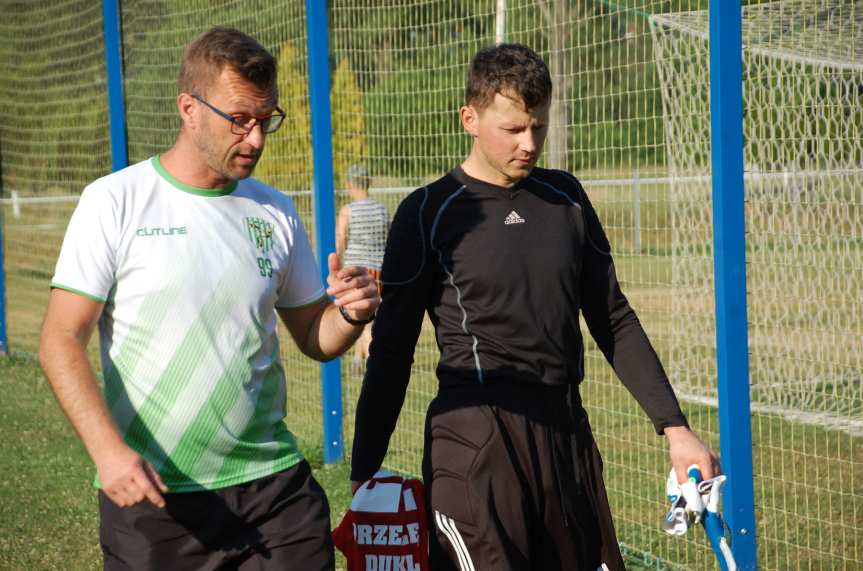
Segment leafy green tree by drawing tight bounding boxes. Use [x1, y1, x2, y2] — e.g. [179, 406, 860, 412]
[0, 0, 112, 194]
[330, 1, 488, 183]
[364, 68, 468, 183]
[330, 58, 367, 191]
[254, 42, 312, 193]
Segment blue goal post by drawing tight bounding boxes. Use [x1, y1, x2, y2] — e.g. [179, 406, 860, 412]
[102, 0, 128, 173]
[708, 1, 757, 569]
[0, 200, 7, 356]
[306, 0, 344, 464]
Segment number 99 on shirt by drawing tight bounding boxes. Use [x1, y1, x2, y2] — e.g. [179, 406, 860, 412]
[257, 257, 273, 278]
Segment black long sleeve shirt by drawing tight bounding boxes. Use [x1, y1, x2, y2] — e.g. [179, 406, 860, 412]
[350, 166, 687, 481]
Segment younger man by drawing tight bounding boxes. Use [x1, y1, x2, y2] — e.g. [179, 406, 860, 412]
[350, 43, 719, 570]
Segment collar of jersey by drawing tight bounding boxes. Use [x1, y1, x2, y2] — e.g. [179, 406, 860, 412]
[152, 155, 238, 197]
[451, 165, 525, 198]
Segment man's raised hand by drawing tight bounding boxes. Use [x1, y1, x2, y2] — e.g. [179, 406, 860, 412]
[326, 253, 379, 322]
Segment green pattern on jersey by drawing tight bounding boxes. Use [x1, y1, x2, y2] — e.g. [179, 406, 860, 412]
[102, 283, 183, 418]
[119, 276, 241, 462]
[213, 344, 293, 482]
[155, 327, 259, 484]
[99, 264, 299, 490]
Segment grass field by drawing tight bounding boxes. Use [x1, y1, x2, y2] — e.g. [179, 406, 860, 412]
[334, 348, 863, 570]
[2, 177, 861, 569]
[0, 353, 356, 571]
[0, 352, 702, 571]
[3, 336, 862, 569]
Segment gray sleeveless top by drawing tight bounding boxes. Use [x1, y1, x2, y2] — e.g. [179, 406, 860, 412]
[344, 199, 388, 269]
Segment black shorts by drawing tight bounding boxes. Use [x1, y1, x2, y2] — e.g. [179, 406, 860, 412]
[99, 460, 334, 571]
[422, 383, 625, 571]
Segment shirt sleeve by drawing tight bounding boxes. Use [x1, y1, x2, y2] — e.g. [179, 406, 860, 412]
[275, 202, 326, 309]
[51, 184, 118, 303]
[574, 178, 689, 434]
[350, 189, 432, 482]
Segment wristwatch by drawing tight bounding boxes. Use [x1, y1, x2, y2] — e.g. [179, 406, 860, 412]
[338, 304, 375, 325]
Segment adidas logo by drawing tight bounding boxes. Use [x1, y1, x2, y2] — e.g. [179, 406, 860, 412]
[504, 210, 525, 225]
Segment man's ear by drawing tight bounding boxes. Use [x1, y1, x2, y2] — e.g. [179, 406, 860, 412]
[459, 104, 479, 137]
[177, 93, 196, 127]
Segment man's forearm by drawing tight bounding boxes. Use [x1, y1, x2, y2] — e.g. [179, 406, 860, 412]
[304, 302, 366, 361]
[292, 256, 380, 361]
[39, 333, 125, 463]
[349, 358, 412, 482]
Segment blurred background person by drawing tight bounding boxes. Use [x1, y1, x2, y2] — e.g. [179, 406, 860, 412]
[336, 164, 388, 373]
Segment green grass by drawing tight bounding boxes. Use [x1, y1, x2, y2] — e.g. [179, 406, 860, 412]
[4, 181, 862, 569]
[286, 294, 863, 570]
[0, 353, 356, 571]
[4, 327, 863, 570]
[0, 350, 697, 571]
[0, 352, 700, 571]
[0, 354, 101, 570]
[335, 349, 863, 570]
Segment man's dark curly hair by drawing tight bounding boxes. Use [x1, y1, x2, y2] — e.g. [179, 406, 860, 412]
[465, 43, 552, 110]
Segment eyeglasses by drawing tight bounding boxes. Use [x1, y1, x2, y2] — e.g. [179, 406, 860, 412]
[192, 94, 286, 135]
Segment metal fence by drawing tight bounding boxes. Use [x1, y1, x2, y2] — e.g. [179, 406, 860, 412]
[1, 1, 860, 569]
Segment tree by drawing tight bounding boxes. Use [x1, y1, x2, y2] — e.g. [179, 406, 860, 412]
[330, 58, 367, 191]
[254, 42, 312, 192]
[536, 0, 579, 171]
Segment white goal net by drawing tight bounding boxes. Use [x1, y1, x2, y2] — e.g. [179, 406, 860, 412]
[650, 0, 863, 435]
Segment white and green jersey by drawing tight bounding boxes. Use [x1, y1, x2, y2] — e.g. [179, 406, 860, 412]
[52, 156, 326, 492]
